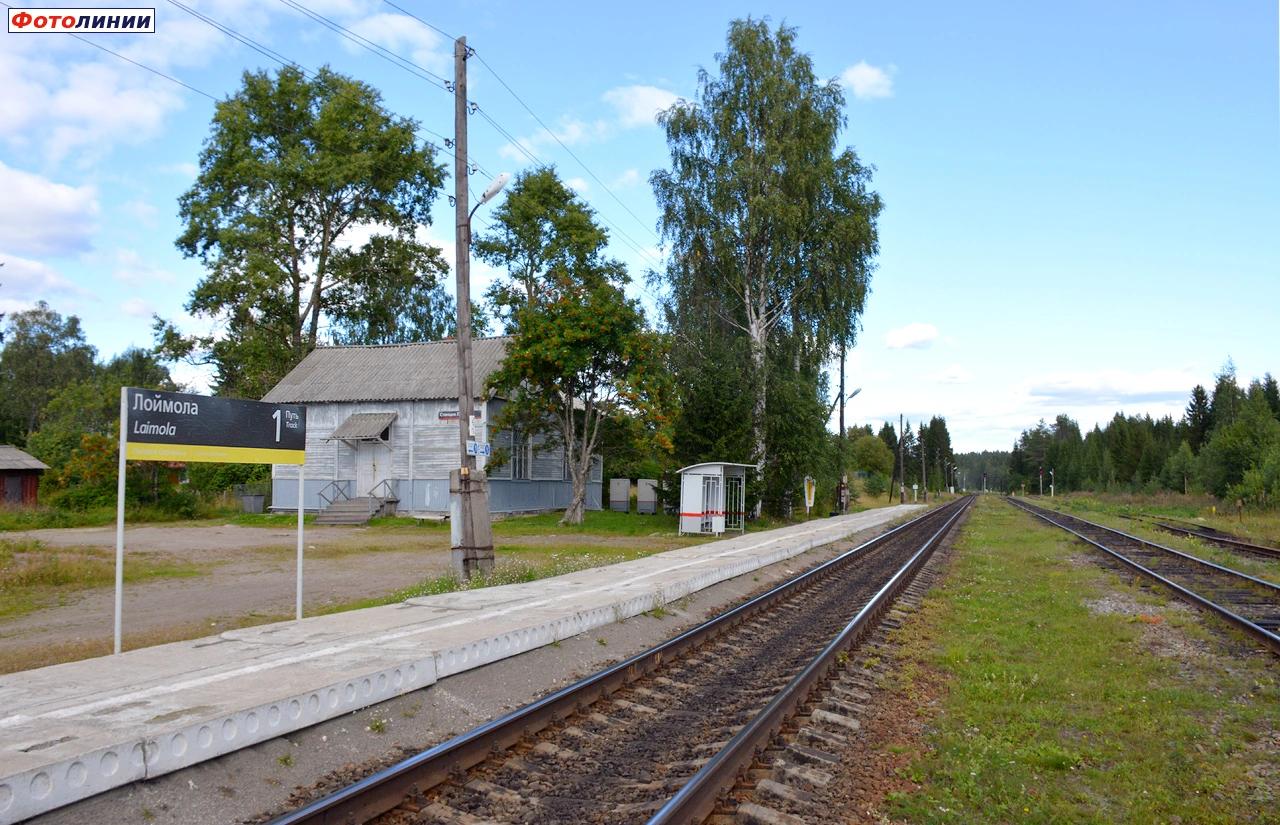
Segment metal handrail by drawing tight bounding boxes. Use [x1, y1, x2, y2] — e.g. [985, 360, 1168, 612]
[367, 479, 400, 517]
[316, 481, 349, 510]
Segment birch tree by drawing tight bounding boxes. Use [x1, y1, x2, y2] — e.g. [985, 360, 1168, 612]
[652, 18, 881, 475]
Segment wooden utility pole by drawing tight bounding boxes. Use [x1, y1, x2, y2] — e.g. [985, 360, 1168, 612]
[921, 433, 927, 504]
[898, 413, 905, 504]
[838, 344, 846, 513]
[450, 35, 493, 578]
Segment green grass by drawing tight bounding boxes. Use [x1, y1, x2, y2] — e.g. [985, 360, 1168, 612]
[490, 509, 685, 537]
[0, 503, 241, 531]
[224, 512, 317, 527]
[0, 537, 204, 620]
[887, 497, 1280, 825]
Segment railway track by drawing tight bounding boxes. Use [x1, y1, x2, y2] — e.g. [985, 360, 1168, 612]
[269, 496, 973, 825]
[1009, 498, 1280, 656]
[1140, 517, 1280, 560]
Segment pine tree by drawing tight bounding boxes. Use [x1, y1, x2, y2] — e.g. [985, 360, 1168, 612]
[1185, 384, 1211, 452]
[1210, 360, 1243, 432]
[1263, 373, 1280, 421]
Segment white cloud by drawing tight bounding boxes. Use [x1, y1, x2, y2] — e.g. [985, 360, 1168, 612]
[344, 13, 449, 77]
[565, 177, 590, 194]
[498, 117, 609, 162]
[0, 162, 99, 256]
[0, 44, 187, 163]
[121, 297, 156, 318]
[840, 61, 894, 101]
[0, 254, 89, 302]
[885, 322, 938, 350]
[1027, 367, 1199, 405]
[112, 249, 175, 286]
[612, 168, 642, 188]
[602, 85, 679, 128]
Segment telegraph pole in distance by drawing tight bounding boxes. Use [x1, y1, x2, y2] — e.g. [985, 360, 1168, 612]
[450, 35, 494, 579]
[898, 413, 905, 504]
[838, 344, 846, 513]
[921, 436, 927, 504]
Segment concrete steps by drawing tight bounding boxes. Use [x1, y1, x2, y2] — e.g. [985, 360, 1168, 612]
[315, 497, 377, 524]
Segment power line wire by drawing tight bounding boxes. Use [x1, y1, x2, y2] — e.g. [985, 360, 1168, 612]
[471, 107, 664, 272]
[360, 2, 663, 269]
[380, 0, 455, 42]
[163, 1, 482, 172]
[167, 0, 300, 71]
[470, 50, 662, 247]
[274, 0, 452, 89]
[0, 1, 220, 102]
[69, 32, 220, 100]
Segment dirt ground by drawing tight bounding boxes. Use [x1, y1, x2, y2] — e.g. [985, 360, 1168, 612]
[0, 522, 681, 671]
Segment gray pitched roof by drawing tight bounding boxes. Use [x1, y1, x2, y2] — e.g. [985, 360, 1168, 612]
[261, 337, 510, 404]
[0, 445, 49, 471]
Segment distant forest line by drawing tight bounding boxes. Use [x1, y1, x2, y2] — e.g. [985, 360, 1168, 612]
[957, 362, 1280, 507]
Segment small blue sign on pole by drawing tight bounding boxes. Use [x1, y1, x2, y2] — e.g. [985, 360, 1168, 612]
[466, 440, 491, 457]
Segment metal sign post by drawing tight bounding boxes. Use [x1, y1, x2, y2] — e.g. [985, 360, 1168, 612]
[114, 388, 307, 654]
[803, 475, 816, 517]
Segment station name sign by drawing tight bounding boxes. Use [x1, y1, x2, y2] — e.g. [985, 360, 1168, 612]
[123, 388, 306, 465]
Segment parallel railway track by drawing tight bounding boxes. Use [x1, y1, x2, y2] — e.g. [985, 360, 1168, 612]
[1139, 517, 1280, 560]
[1009, 497, 1280, 656]
[269, 496, 973, 825]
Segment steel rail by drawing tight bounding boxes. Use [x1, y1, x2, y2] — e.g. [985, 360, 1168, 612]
[1146, 519, 1280, 560]
[269, 499, 966, 825]
[646, 495, 973, 825]
[1010, 498, 1280, 656]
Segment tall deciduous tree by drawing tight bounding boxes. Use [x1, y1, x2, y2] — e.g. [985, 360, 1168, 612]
[652, 18, 881, 476]
[161, 66, 446, 397]
[0, 301, 97, 441]
[483, 170, 673, 524]
[475, 167, 607, 321]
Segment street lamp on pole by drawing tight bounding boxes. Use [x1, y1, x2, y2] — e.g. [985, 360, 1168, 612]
[449, 166, 510, 579]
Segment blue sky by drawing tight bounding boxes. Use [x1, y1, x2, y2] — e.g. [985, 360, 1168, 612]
[2, 0, 1277, 451]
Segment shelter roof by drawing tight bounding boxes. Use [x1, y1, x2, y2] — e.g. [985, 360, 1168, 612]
[677, 462, 757, 474]
[0, 445, 50, 471]
[262, 337, 509, 404]
[329, 412, 398, 441]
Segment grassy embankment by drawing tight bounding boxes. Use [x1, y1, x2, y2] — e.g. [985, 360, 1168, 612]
[885, 496, 1279, 824]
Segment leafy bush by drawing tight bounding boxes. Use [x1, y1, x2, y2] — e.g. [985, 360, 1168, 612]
[863, 473, 888, 498]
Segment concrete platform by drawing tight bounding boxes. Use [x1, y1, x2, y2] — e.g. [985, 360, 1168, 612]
[0, 506, 919, 824]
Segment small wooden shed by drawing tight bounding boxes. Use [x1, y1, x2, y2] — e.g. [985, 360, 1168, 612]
[0, 445, 49, 506]
[678, 462, 752, 536]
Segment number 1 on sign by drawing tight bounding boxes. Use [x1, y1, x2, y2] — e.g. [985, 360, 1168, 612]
[272, 409, 281, 442]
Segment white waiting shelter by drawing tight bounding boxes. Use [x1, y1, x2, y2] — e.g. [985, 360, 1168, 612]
[678, 462, 752, 535]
